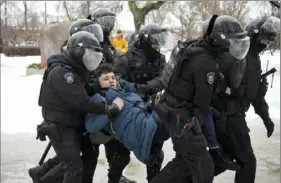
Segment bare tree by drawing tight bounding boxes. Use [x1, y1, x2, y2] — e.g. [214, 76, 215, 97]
[220, 1, 250, 26]
[146, 2, 174, 26]
[128, 1, 165, 32]
[63, 1, 73, 21]
[173, 1, 200, 39]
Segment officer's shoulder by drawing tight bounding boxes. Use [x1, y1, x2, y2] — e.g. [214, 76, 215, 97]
[50, 64, 75, 79]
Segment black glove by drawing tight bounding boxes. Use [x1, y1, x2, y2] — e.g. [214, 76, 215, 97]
[259, 77, 268, 97]
[136, 84, 152, 95]
[106, 103, 121, 120]
[85, 77, 100, 96]
[36, 124, 46, 141]
[36, 121, 59, 141]
[264, 120, 274, 138]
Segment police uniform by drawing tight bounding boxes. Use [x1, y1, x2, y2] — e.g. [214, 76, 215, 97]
[150, 39, 218, 183]
[38, 52, 107, 183]
[213, 48, 274, 183]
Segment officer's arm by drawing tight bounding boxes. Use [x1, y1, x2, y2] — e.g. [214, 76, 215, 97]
[113, 55, 129, 80]
[50, 68, 107, 114]
[251, 96, 271, 122]
[192, 56, 216, 124]
[147, 56, 166, 92]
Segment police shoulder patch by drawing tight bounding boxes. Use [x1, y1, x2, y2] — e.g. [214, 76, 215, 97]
[64, 72, 74, 84]
[206, 72, 215, 85]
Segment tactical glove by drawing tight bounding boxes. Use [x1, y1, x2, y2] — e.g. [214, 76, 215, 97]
[264, 120, 274, 138]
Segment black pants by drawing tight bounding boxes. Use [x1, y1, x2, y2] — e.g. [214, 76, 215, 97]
[214, 114, 256, 183]
[40, 122, 98, 183]
[151, 103, 214, 183]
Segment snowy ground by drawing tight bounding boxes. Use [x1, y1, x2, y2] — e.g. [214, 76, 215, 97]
[1, 51, 280, 183]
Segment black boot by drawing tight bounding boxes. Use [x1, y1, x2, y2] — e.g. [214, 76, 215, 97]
[119, 176, 137, 183]
[209, 148, 240, 171]
[28, 165, 48, 183]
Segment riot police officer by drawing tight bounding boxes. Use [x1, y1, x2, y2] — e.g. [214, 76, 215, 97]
[213, 16, 280, 183]
[28, 20, 105, 183]
[149, 15, 250, 183]
[33, 31, 123, 183]
[112, 23, 171, 182]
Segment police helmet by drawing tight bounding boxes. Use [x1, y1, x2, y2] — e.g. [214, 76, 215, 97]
[67, 31, 103, 72]
[90, 8, 117, 34]
[137, 23, 173, 49]
[245, 16, 280, 48]
[202, 15, 250, 60]
[69, 19, 104, 42]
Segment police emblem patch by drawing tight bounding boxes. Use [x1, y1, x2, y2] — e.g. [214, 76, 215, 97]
[64, 72, 74, 83]
[206, 72, 215, 85]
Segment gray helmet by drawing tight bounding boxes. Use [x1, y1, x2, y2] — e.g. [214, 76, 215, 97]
[91, 8, 117, 34]
[202, 15, 250, 59]
[67, 31, 103, 71]
[137, 23, 172, 48]
[69, 19, 104, 42]
[245, 16, 280, 39]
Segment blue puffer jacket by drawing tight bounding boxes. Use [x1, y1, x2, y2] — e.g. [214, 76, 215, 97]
[85, 83, 158, 164]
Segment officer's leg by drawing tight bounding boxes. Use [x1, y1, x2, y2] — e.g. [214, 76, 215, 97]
[104, 139, 131, 183]
[81, 134, 100, 183]
[146, 119, 169, 182]
[28, 155, 60, 182]
[44, 122, 83, 183]
[151, 118, 214, 182]
[146, 141, 164, 182]
[226, 115, 256, 183]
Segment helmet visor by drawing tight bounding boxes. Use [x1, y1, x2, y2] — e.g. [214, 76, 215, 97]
[83, 48, 103, 71]
[81, 24, 104, 42]
[150, 31, 174, 49]
[95, 16, 117, 32]
[261, 16, 280, 33]
[229, 36, 250, 60]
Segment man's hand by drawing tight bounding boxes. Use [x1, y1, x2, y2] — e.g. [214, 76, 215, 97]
[264, 120, 274, 137]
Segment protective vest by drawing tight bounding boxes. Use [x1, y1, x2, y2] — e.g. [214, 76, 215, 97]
[127, 49, 164, 84]
[162, 40, 208, 101]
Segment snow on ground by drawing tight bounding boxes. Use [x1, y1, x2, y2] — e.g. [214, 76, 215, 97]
[1, 51, 280, 183]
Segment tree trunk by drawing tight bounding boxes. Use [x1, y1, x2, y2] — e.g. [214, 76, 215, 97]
[4, 1, 7, 27]
[128, 1, 165, 33]
[23, 1, 28, 30]
[45, 1, 47, 24]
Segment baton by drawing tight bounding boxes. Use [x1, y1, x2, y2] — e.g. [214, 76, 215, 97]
[39, 141, 52, 165]
[261, 67, 276, 79]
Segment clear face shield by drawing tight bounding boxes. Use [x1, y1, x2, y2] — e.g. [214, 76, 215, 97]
[82, 46, 103, 71]
[228, 36, 250, 60]
[81, 24, 104, 42]
[95, 16, 117, 33]
[150, 31, 174, 51]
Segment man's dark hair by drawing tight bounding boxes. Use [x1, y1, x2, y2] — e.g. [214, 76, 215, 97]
[95, 63, 115, 77]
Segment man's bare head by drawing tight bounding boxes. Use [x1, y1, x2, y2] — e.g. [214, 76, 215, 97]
[96, 63, 117, 89]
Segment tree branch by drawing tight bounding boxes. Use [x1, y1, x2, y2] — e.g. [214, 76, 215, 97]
[142, 1, 165, 16]
[63, 1, 72, 21]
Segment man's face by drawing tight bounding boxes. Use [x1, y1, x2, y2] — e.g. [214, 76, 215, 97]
[98, 72, 117, 89]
